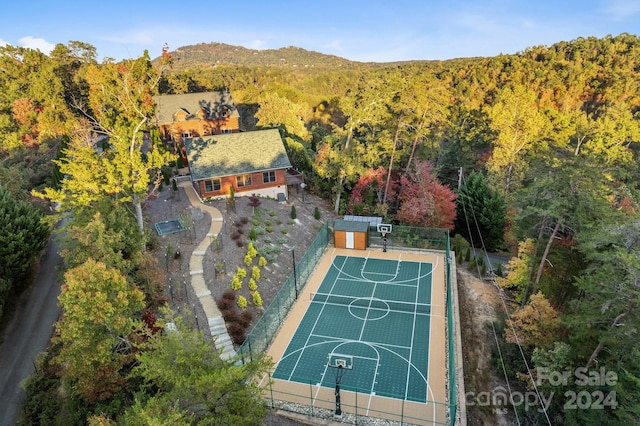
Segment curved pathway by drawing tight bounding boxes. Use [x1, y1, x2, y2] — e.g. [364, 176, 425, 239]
[179, 181, 236, 360]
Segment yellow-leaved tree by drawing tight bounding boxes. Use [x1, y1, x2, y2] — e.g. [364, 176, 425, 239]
[54, 259, 145, 402]
[504, 292, 561, 350]
[497, 238, 535, 301]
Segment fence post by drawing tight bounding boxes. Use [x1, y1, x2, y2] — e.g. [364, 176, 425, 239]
[309, 380, 315, 417]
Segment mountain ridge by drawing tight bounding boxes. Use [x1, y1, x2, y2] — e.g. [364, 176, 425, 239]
[157, 41, 464, 70]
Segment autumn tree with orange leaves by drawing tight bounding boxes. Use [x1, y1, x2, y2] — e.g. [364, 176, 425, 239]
[397, 160, 457, 230]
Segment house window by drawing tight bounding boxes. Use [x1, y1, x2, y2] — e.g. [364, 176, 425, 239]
[181, 131, 192, 139]
[204, 179, 221, 192]
[236, 175, 252, 187]
[263, 171, 276, 183]
[222, 129, 233, 134]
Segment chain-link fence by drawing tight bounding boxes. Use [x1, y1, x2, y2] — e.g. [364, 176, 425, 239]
[239, 221, 458, 425]
[238, 222, 328, 362]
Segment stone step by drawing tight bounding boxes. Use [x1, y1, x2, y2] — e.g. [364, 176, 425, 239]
[208, 316, 224, 327]
[196, 290, 211, 298]
[189, 269, 204, 275]
[210, 324, 228, 335]
[193, 250, 206, 256]
[220, 347, 237, 360]
[215, 334, 232, 346]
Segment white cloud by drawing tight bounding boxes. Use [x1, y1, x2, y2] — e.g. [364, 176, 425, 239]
[0, 39, 7, 47]
[19, 36, 55, 54]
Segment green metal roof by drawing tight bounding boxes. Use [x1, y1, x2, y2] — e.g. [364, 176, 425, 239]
[183, 129, 292, 181]
[153, 91, 239, 124]
[333, 219, 370, 233]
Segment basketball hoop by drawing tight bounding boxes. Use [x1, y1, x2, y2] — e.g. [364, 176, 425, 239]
[328, 354, 353, 417]
[377, 223, 392, 253]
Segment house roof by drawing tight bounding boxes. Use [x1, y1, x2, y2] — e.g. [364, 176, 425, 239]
[153, 91, 240, 124]
[183, 128, 292, 181]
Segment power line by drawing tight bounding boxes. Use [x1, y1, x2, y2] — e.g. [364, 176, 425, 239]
[458, 171, 552, 426]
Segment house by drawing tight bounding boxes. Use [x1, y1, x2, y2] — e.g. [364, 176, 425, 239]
[153, 91, 240, 149]
[183, 128, 292, 200]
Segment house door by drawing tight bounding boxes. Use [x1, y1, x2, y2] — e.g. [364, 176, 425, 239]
[345, 232, 355, 249]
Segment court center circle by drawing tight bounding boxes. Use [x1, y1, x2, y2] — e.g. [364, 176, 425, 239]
[348, 297, 390, 320]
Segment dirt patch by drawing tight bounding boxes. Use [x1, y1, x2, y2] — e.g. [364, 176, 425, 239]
[457, 268, 514, 425]
[143, 185, 340, 334]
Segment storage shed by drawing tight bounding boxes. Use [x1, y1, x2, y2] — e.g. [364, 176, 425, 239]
[333, 219, 369, 250]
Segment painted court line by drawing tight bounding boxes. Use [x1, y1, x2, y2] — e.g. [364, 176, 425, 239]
[273, 254, 437, 408]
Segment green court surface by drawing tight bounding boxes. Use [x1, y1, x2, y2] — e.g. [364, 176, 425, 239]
[273, 255, 434, 402]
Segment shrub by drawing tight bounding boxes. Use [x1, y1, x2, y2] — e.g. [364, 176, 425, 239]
[249, 228, 257, 240]
[236, 267, 247, 280]
[251, 266, 260, 281]
[237, 295, 248, 309]
[240, 217, 249, 225]
[276, 219, 282, 225]
[238, 310, 253, 328]
[244, 254, 253, 267]
[231, 276, 242, 291]
[259, 256, 267, 267]
[268, 211, 276, 217]
[236, 227, 245, 235]
[287, 219, 294, 225]
[254, 226, 266, 236]
[281, 228, 288, 235]
[290, 205, 297, 219]
[172, 179, 178, 191]
[222, 290, 236, 301]
[214, 261, 225, 276]
[314, 206, 321, 220]
[248, 278, 258, 291]
[252, 291, 263, 307]
[231, 232, 241, 240]
[247, 242, 258, 258]
[217, 297, 234, 311]
[235, 239, 244, 248]
[266, 226, 274, 233]
[251, 218, 260, 226]
[263, 236, 272, 244]
[264, 220, 272, 226]
[221, 307, 238, 322]
[277, 236, 287, 244]
[227, 321, 245, 345]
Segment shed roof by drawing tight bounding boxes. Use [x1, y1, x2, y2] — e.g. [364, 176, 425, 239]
[183, 129, 292, 181]
[333, 219, 370, 233]
[343, 215, 382, 226]
[153, 91, 239, 123]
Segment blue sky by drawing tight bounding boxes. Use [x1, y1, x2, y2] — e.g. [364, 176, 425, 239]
[1, 0, 639, 62]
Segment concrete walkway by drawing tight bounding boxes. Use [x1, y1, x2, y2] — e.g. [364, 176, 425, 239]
[178, 181, 236, 360]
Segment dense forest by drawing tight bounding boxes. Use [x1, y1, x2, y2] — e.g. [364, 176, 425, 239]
[1, 33, 640, 424]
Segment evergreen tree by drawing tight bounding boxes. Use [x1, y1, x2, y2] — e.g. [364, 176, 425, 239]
[0, 187, 50, 317]
[455, 171, 506, 251]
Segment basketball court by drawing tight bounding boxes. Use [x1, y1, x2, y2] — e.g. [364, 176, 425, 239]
[262, 244, 448, 425]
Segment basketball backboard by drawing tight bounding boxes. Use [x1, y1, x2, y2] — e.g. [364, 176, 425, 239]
[328, 353, 353, 370]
